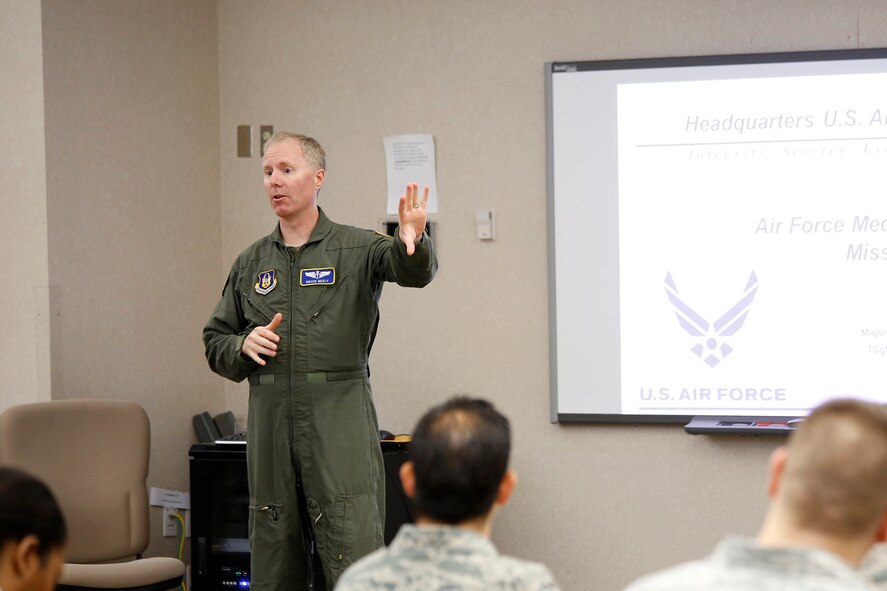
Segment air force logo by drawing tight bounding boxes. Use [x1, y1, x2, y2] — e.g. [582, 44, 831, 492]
[255, 269, 277, 295]
[300, 267, 335, 286]
[664, 271, 759, 368]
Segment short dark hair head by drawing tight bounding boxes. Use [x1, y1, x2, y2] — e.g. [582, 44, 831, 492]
[0, 467, 67, 559]
[409, 397, 511, 524]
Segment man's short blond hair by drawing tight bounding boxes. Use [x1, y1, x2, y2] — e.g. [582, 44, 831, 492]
[780, 398, 887, 538]
[264, 132, 326, 171]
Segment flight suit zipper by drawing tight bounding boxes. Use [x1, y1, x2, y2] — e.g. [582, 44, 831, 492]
[256, 505, 279, 521]
[288, 247, 299, 464]
[291, 248, 299, 379]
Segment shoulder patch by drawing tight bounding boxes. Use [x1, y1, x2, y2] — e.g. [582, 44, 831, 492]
[255, 269, 277, 295]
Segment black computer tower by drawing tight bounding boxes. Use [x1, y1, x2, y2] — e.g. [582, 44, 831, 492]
[190, 444, 251, 591]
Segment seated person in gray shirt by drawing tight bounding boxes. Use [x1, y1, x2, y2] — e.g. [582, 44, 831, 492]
[861, 543, 887, 588]
[336, 396, 560, 591]
[624, 398, 887, 591]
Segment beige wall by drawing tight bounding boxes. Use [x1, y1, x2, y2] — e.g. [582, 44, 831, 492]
[214, 1, 887, 590]
[8, 0, 887, 588]
[41, 0, 223, 559]
[0, 0, 51, 411]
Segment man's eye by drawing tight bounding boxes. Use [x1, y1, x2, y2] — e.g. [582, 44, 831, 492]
[283, 168, 293, 174]
[264, 170, 272, 177]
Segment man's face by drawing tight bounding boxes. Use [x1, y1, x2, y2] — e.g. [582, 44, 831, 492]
[262, 139, 324, 221]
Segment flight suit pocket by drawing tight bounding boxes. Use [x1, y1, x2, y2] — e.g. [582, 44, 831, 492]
[306, 272, 350, 321]
[308, 492, 382, 579]
[306, 274, 364, 370]
[240, 290, 276, 326]
[248, 501, 288, 587]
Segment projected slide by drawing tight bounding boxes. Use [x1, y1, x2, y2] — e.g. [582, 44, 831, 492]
[547, 51, 887, 421]
[618, 74, 887, 415]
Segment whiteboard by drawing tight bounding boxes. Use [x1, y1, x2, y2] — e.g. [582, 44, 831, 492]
[546, 49, 887, 423]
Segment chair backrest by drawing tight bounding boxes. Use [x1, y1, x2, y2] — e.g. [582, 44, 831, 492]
[0, 399, 151, 563]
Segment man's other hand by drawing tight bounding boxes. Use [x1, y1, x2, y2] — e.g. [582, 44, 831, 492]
[241, 312, 283, 365]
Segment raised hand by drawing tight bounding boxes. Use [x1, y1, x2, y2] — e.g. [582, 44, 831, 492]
[398, 183, 429, 256]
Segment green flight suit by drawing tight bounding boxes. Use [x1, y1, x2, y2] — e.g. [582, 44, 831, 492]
[203, 208, 436, 590]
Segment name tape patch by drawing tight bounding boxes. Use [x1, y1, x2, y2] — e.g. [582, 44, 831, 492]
[300, 267, 335, 286]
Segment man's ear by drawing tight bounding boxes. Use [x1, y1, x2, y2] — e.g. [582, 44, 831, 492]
[767, 446, 788, 499]
[10, 535, 41, 582]
[495, 470, 518, 507]
[399, 461, 416, 500]
[314, 168, 325, 190]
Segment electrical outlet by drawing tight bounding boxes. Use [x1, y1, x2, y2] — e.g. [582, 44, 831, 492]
[163, 507, 180, 537]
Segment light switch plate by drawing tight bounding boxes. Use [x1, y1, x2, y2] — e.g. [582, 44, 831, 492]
[475, 209, 495, 240]
[237, 125, 251, 158]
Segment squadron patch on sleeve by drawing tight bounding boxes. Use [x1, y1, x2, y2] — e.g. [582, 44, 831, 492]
[255, 269, 278, 295]
[300, 267, 336, 286]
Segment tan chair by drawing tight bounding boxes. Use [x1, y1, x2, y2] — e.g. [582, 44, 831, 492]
[0, 399, 185, 591]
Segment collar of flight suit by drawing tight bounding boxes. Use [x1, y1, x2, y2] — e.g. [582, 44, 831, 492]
[270, 206, 334, 248]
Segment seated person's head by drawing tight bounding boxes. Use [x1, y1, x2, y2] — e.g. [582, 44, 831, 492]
[772, 399, 887, 545]
[0, 467, 67, 591]
[401, 396, 513, 526]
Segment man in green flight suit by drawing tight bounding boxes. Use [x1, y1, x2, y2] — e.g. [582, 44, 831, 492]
[203, 132, 437, 591]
